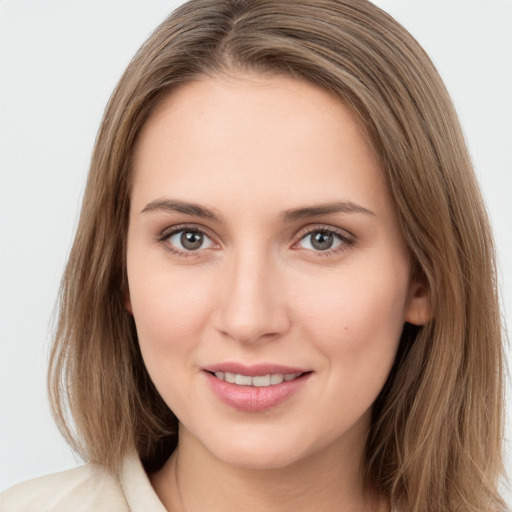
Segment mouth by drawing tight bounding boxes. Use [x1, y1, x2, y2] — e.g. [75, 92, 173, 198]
[208, 371, 306, 387]
[203, 364, 312, 412]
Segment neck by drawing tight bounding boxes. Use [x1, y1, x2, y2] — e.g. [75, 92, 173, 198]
[151, 426, 388, 512]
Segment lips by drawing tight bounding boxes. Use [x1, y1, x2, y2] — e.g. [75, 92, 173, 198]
[203, 363, 312, 412]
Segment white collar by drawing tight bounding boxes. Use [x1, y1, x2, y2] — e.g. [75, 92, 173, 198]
[119, 451, 167, 512]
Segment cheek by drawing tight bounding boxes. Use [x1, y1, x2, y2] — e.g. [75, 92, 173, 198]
[127, 265, 219, 412]
[293, 262, 409, 364]
[127, 264, 214, 362]
[290, 266, 409, 432]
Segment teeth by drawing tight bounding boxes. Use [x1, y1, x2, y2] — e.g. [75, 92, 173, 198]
[253, 375, 271, 387]
[235, 374, 252, 385]
[213, 372, 301, 387]
[270, 374, 284, 384]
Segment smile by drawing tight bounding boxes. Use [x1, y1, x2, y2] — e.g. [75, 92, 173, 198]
[213, 371, 302, 387]
[204, 365, 312, 412]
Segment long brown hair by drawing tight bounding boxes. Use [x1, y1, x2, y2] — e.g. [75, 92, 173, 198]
[48, 1, 506, 510]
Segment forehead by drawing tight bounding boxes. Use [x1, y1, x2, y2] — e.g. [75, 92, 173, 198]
[130, 73, 389, 218]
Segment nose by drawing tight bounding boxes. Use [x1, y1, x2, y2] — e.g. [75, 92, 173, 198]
[213, 248, 291, 345]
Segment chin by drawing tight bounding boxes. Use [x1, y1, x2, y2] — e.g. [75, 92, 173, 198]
[198, 427, 325, 471]
[216, 446, 302, 470]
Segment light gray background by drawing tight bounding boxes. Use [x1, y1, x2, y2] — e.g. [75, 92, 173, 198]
[1, 0, 511, 503]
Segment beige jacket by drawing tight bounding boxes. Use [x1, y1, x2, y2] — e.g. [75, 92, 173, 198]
[0, 452, 166, 512]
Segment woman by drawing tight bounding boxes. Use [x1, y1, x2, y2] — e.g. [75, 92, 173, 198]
[0, 0, 507, 510]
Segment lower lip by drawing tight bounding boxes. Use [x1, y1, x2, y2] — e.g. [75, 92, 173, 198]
[204, 372, 310, 412]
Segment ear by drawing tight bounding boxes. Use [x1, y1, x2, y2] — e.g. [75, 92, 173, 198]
[124, 294, 133, 315]
[123, 283, 133, 315]
[404, 278, 431, 326]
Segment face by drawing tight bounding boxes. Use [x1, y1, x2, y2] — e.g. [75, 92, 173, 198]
[126, 73, 429, 470]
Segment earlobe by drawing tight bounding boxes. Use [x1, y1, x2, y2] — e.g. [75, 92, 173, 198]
[125, 298, 133, 315]
[404, 280, 432, 326]
[122, 273, 133, 314]
[124, 291, 133, 315]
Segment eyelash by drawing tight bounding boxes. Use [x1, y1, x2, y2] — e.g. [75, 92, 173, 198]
[157, 223, 217, 257]
[293, 225, 355, 256]
[157, 224, 356, 258]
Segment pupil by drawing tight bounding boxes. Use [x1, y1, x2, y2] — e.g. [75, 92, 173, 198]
[181, 231, 203, 250]
[311, 231, 333, 250]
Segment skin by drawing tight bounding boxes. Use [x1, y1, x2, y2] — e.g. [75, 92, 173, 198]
[126, 73, 430, 512]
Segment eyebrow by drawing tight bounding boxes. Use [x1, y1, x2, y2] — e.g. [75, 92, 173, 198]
[281, 201, 375, 222]
[141, 198, 374, 222]
[141, 199, 222, 221]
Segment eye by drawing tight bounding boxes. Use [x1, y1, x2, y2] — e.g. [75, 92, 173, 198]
[296, 228, 351, 252]
[165, 228, 216, 253]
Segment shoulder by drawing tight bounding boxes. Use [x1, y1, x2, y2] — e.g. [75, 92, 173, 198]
[0, 463, 129, 512]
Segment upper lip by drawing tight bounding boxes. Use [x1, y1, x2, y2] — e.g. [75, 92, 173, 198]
[202, 362, 309, 377]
